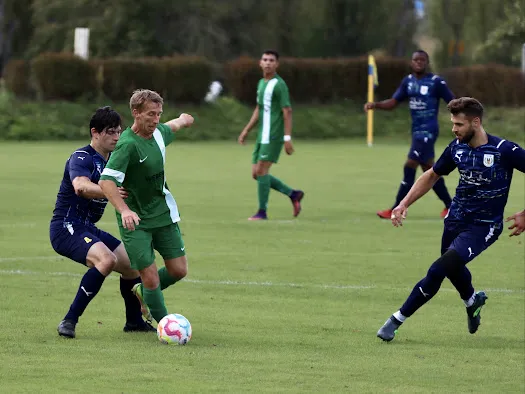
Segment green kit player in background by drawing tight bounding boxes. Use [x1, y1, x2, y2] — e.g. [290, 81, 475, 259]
[238, 50, 304, 220]
[99, 89, 194, 324]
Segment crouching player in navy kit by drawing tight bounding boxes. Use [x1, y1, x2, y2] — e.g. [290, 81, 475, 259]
[50, 107, 155, 338]
[377, 97, 525, 342]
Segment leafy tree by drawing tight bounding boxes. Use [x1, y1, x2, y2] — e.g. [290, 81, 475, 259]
[473, 0, 525, 67]
[0, 0, 33, 73]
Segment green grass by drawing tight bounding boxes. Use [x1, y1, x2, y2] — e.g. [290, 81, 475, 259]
[0, 140, 523, 393]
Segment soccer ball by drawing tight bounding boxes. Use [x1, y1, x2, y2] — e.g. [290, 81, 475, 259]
[157, 313, 192, 345]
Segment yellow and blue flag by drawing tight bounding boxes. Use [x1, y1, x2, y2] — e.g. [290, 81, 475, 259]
[368, 55, 379, 88]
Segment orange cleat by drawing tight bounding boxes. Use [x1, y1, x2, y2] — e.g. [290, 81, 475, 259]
[377, 209, 393, 219]
[440, 208, 449, 218]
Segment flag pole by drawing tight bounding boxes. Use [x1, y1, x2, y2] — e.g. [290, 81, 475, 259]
[367, 55, 377, 147]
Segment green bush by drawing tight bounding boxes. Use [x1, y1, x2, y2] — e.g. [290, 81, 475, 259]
[32, 53, 98, 100]
[441, 64, 525, 106]
[95, 56, 213, 103]
[0, 97, 523, 142]
[6, 54, 525, 108]
[224, 56, 409, 104]
[162, 56, 213, 104]
[3, 60, 32, 98]
[97, 58, 165, 102]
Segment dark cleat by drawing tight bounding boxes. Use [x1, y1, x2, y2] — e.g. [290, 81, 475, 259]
[377, 316, 403, 342]
[290, 190, 304, 217]
[57, 319, 76, 338]
[466, 291, 488, 334]
[123, 320, 156, 333]
[248, 210, 268, 221]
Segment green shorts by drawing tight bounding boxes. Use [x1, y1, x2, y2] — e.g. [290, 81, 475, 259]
[252, 141, 284, 164]
[119, 222, 185, 270]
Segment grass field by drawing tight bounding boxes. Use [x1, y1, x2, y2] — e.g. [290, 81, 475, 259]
[0, 139, 523, 393]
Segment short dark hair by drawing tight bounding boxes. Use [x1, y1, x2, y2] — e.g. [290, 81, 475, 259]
[89, 106, 122, 136]
[262, 50, 279, 60]
[413, 49, 429, 61]
[447, 97, 484, 121]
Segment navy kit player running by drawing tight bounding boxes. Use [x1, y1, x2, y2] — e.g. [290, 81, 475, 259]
[364, 50, 454, 219]
[377, 97, 525, 342]
[50, 107, 154, 338]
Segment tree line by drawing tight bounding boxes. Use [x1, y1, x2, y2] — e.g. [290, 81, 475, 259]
[1, 0, 523, 76]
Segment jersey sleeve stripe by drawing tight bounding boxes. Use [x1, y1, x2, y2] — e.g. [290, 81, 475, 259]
[101, 168, 125, 183]
[496, 139, 506, 149]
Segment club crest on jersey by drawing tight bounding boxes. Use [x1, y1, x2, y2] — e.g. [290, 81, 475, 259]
[483, 154, 494, 167]
[420, 85, 428, 95]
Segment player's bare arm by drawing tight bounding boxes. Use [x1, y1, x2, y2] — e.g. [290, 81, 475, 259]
[99, 180, 140, 231]
[238, 105, 260, 145]
[506, 210, 525, 237]
[72, 176, 128, 199]
[364, 98, 398, 112]
[283, 106, 294, 155]
[391, 169, 441, 227]
[165, 113, 194, 133]
[72, 176, 106, 199]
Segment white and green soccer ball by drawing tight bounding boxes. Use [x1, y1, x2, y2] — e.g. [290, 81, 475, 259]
[157, 313, 192, 345]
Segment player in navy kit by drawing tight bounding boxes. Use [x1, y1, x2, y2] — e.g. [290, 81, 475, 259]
[364, 50, 454, 219]
[377, 97, 525, 342]
[50, 106, 155, 338]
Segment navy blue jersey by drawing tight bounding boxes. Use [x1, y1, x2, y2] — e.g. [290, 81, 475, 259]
[51, 145, 109, 226]
[393, 73, 454, 139]
[433, 135, 525, 224]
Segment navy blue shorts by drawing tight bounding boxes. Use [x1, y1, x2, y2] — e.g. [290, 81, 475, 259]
[441, 219, 502, 263]
[408, 137, 436, 164]
[50, 221, 121, 265]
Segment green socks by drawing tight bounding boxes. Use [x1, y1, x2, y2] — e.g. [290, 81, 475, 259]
[142, 268, 179, 322]
[257, 174, 293, 211]
[158, 266, 178, 290]
[269, 175, 293, 196]
[143, 285, 168, 323]
[257, 174, 271, 210]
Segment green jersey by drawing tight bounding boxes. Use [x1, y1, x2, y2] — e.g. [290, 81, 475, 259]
[100, 123, 179, 229]
[256, 74, 291, 144]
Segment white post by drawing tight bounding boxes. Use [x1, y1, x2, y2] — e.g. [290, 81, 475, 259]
[74, 28, 90, 60]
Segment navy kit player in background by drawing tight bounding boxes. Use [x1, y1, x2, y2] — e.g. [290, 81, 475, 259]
[377, 97, 525, 342]
[365, 50, 454, 219]
[50, 107, 154, 338]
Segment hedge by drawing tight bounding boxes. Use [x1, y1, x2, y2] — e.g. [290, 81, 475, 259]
[225, 56, 525, 106]
[4, 53, 213, 103]
[4, 54, 525, 107]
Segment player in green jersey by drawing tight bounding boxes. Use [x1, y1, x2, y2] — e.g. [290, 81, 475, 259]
[99, 89, 194, 324]
[238, 50, 304, 220]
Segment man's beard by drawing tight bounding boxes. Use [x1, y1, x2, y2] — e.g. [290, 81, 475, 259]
[460, 127, 475, 144]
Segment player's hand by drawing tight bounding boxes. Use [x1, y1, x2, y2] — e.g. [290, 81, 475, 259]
[238, 130, 248, 145]
[178, 113, 194, 128]
[284, 140, 294, 155]
[121, 209, 140, 231]
[363, 102, 375, 112]
[391, 204, 408, 227]
[506, 210, 525, 237]
[118, 187, 128, 199]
